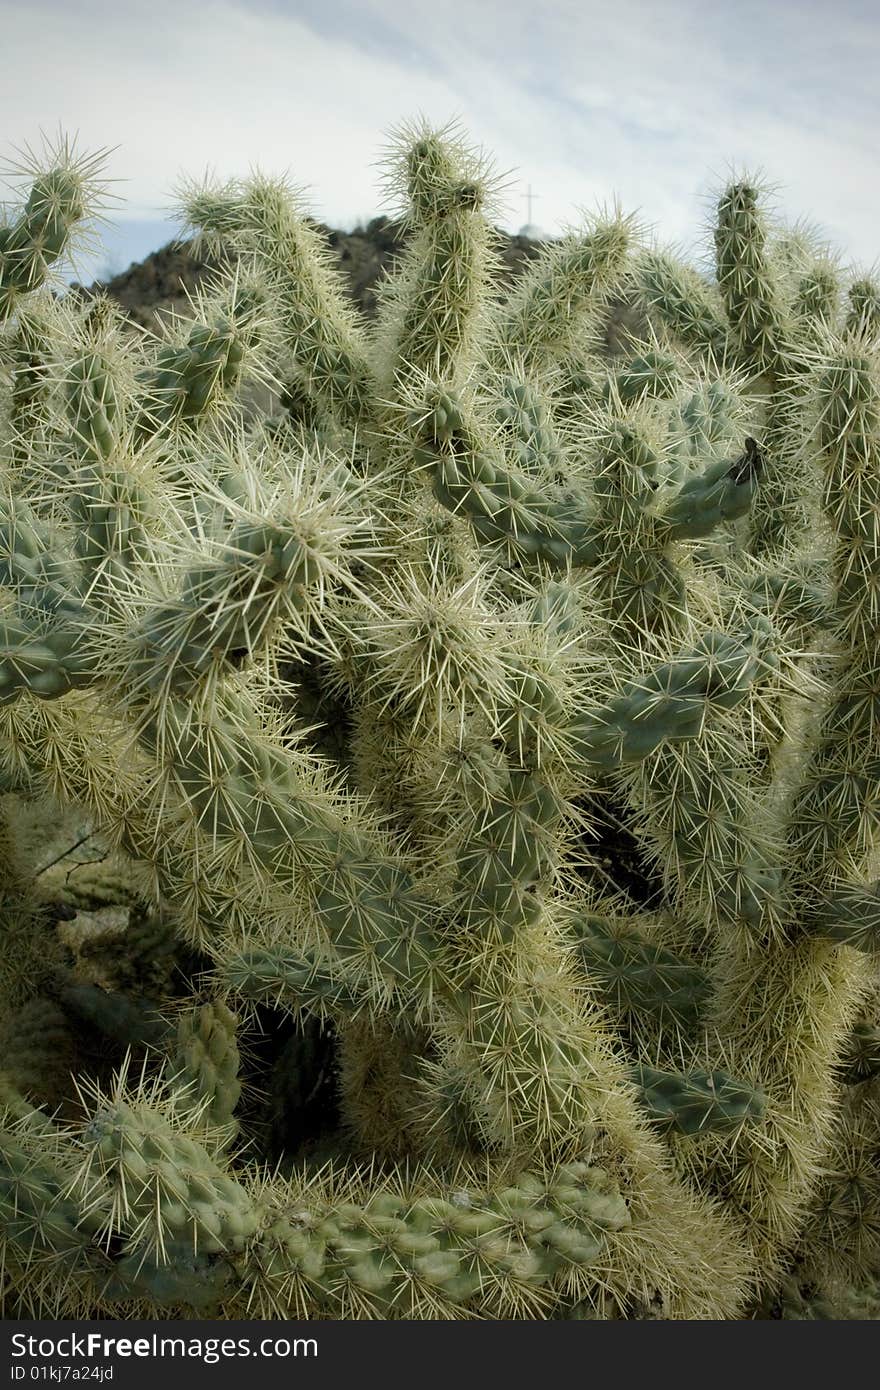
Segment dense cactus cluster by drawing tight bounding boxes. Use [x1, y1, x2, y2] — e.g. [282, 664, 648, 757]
[0, 121, 879, 1320]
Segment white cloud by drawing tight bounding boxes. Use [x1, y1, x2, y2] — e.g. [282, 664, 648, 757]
[1, 0, 877, 276]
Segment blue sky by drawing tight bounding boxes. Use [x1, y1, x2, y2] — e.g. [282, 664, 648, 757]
[2, 0, 878, 287]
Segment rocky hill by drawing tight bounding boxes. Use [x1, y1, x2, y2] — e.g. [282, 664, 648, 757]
[68, 216, 642, 352]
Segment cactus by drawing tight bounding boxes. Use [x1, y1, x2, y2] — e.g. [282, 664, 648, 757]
[0, 119, 879, 1321]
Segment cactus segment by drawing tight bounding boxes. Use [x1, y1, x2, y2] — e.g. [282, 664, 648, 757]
[572, 914, 709, 1030]
[567, 620, 774, 771]
[660, 437, 762, 539]
[714, 181, 787, 376]
[168, 1002, 241, 1142]
[838, 1022, 880, 1084]
[252, 1160, 629, 1317]
[810, 883, 880, 953]
[415, 388, 601, 567]
[632, 1063, 766, 1136]
[486, 217, 633, 375]
[634, 251, 730, 361]
[0, 165, 90, 322]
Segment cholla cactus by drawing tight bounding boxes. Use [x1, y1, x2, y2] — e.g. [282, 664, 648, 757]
[0, 118, 878, 1320]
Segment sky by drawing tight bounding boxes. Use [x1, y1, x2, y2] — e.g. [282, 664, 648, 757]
[1, 0, 878, 288]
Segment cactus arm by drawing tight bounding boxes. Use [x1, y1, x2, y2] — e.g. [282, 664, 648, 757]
[684, 339, 880, 1274]
[739, 566, 831, 633]
[414, 388, 600, 566]
[787, 344, 880, 885]
[659, 437, 762, 540]
[610, 349, 682, 406]
[0, 155, 104, 323]
[714, 181, 788, 379]
[176, 174, 374, 429]
[493, 372, 571, 481]
[0, 610, 94, 704]
[130, 692, 442, 985]
[219, 945, 393, 1021]
[793, 263, 840, 334]
[670, 377, 745, 462]
[485, 216, 634, 378]
[845, 277, 880, 341]
[633, 250, 731, 363]
[372, 127, 499, 396]
[57, 980, 171, 1050]
[587, 417, 689, 639]
[119, 499, 355, 701]
[0, 1104, 124, 1315]
[2, 304, 56, 478]
[0, 490, 97, 705]
[53, 311, 156, 599]
[571, 913, 710, 1033]
[132, 317, 247, 444]
[0, 492, 82, 597]
[838, 1021, 880, 1085]
[632, 1063, 765, 1136]
[809, 882, 880, 951]
[165, 1001, 241, 1145]
[566, 619, 776, 773]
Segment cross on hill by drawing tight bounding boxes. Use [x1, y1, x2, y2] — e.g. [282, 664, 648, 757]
[519, 182, 543, 238]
